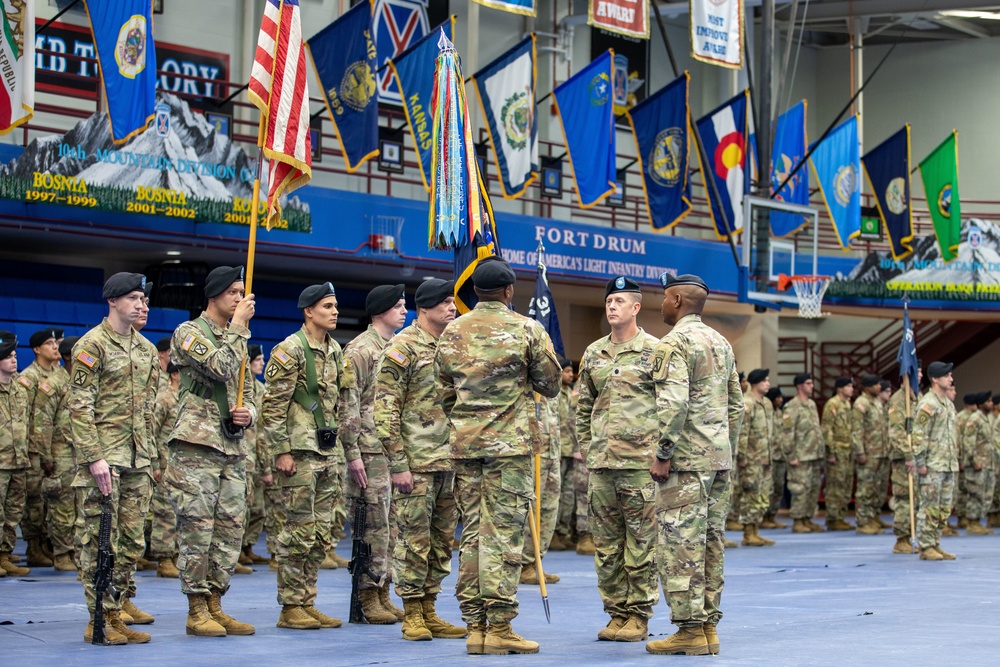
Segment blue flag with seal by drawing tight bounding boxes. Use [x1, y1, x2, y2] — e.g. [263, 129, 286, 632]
[695, 90, 749, 238]
[809, 115, 860, 250]
[528, 255, 565, 358]
[389, 16, 455, 192]
[84, 0, 157, 144]
[627, 72, 692, 232]
[862, 126, 914, 260]
[471, 0, 536, 17]
[771, 100, 809, 236]
[307, 0, 379, 173]
[553, 50, 617, 209]
[897, 301, 919, 395]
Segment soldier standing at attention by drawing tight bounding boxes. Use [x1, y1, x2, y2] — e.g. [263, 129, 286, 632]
[646, 273, 743, 657]
[375, 278, 466, 641]
[909, 361, 959, 560]
[436, 257, 561, 655]
[887, 367, 922, 554]
[960, 391, 994, 535]
[168, 265, 256, 637]
[822, 377, 855, 531]
[853, 375, 889, 534]
[762, 387, 788, 529]
[340, 284, 409, 622]
[551, 357, 578, 551]
[68, 274, 159, 644]
[988, 397, 1000, 529]
[738, 369, 776, 547]
[575, 276, 660, 643]
[240, 345, 271, 565]
[0, 332, 30, 578]
[150, 362, 180, 578]
[783, 374, 825, 533]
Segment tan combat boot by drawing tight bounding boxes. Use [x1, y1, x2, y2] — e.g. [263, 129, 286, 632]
[760, 515, 786, 529]
[826, 519, 854, 531]
[791, 518, 811, 534]
[742, 524, 766, 547]
[185, 594, 226, 636]
[598, 616, 627, 641]
[614, 615, 648, 642]
[53, 552, 76, 572]
[379, 583, 405, 621]
[329, 551, 350, 568]
[704, 623, 720, 654]
[967, 522, 994, 535]
[360, 587, 397, 624]
[484, 622, 539, 654]
[575, 533, 596, 555]
[277, 605, 321, 629]
[234, 562, 253, 575]
[723, 537, 739, 549]
[268, 557, 278, 571]
[319, 551, 339, 569]
[466, 621, 487, 655]
[122, 598, 155, 624]
[892, 537, 916, 555]
[84, 611, 128, 645]
[421, 594, 467, 638]
[934, 546, 956, 560]
[919, 547, 944, 561]
[519, 564, 560, 584]
[302, 605, 342, 628]
[26, 539, 52, 567]
[109, 610, 151, 643]
[244, 545, 269, 564]
[725, 518, 743, 531]
[988, 512, 1000, 528]
[207, 591, 255, 635]
[156, 556, 180, 578]
[646, 625, 710, 655]
[856, 521, 884, 535]
[942, 524, 960, 537]
[0, 554, 30, 576]
[807, 520, 825, 532]
[401, 599, 432, 641]
[877, 517, 893, 529]
[957, 516, 969, 529]
[238, 547, 253, 565]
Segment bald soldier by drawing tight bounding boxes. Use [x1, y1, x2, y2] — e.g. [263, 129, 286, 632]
[0, 332, 30, 578]
[822, 377, 855, 531]
[738, 369, 776, 547]
[783, 373, 825, 533]
[436, 257, 561, 655]
[647, 273, 743, 657]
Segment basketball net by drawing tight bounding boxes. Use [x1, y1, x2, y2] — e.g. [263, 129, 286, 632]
[778, 274, 830, 319]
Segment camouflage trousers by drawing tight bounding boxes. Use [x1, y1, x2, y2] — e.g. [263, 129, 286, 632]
[786, 460, 822, 520]
[824, 449, 854, 522]
[575, 458, 590, 535]
[0, 469, 26, 555]
[769, 459, 787, 516]
[345, 453, 392, 589]
[264, 483, 285, 558]
[454, 456, 532, 626]
[916, 471, 955, 550]
[20, 452, 46, 541]
[167, 442, 246, 596]
[992, 455, 1000, 514]
[737, 463, 772, 526]
[891, 460, 917, 540]
[331, 465, 347, 548]
[522, 455, 560, 564]
[727, 465, 740, 521]
[588, 468, 659, 620]
[276, 451, 341, 607]
[555, 457, 576, 539]
[149, 475, 178, 560]
[855, 457, 889, 527]
[74, 467, 152, 612]
[243, 470, 266, 549]
[393, 470, 457, 600]
[962, 467, 995, 520]
[655, 469, 730, 628]
[953, 469, 966, 517]
[42, 452, 77, 556]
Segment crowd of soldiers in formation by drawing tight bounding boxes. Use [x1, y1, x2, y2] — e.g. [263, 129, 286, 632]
[0, 259, 974, 657]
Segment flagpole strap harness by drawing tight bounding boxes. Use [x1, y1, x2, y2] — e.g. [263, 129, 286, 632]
[178, 318, 244, 440]
[292, 330, 338, 450]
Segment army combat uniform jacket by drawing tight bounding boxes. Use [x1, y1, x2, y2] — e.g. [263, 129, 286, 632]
[339, 326, 390, 463]
[782, 396, 824, 462]
[911, 391, 958, 472]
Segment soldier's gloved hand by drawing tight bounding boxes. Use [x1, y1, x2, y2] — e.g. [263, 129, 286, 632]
[229, 406, 252, 427]
[348, 459, 368, 489]
[232, 293, 256, 327]
[391, 471, 413, 494]
[276, 453, 297, 477]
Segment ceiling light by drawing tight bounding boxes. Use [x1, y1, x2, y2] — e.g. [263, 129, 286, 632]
[166, 250, 181, 256]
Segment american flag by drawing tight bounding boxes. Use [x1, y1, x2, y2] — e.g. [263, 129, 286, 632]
[248, 0, 312, 230]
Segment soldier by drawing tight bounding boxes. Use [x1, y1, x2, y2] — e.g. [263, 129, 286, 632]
[374, 278, 466, 641]
[738, 369, 776, 546]
[646, 273, 743, 657]
[822, 377, 855, 531]
[575, 276, 660, 642]
[961, 391, 994, 535]
[909, 361, 959, 560]
[340, 284, 409, 623]
[989, 398, 1000, 529]
[240, 345, 270, 565]
[953, 394, 976, 531]
[853, 375, 889, 534]
[887, 368, 922, 554]
[783, 373, 825, 533]
[155, 337, 172, 396]
[150, 362, 180, 578]
[0, 332, 31, 578]
[725, 370, 745, 535]
[436, 257, 561, 655]
[68, 273, 159, 644]
[762, 387, 788, 529]
[167, 265, 256, 637]
[551, 357, 578, 551]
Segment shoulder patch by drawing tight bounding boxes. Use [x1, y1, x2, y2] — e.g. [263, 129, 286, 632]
[782, 412, 791, 420]
[652, 350, 665, 374]
[921, 403, 935, 415]
[273, 348, 292, 366]
[72, 369, 93, 387]
[39, 381, 53, 395]
[386, 348, 409, 367]
[18, 376, 31, 388]
[856, 402, 866, 413]
[181, 334, 197, 352]
[77, 350, 97, 368]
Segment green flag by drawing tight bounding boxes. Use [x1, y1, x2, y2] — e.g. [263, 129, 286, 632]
[918, 131, 961, 262]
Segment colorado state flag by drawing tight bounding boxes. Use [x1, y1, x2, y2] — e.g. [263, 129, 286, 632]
[84, 0, 157, 143]
[862, 126, 914, 260]
[809, 115, 860, 250]
[771, 100, 809, 236]
[695, 90, 748, 238]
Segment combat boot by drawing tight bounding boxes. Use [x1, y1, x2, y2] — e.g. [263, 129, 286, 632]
[0, 566, 5, 578]
[401, 599, 432, 641]
[360, 587, 397, 624]
[8, 553, 20, 562]
[26, 539, 52, 567]
[807, 520, 825, 532]
[379, 583, 405, 621]
[466, 621, 487, 655]
[185, 594, 226, 636]
[597, 616, 627, 641]
[877, 517, 893, 529]
[892, 538, 916, 555]
[520, 564, 560, 584]
[156, 556, 179, 578]
[760, 515, 786, 529]
[244, 545, 269, 564]
[919, 547, 944, 561]
[723, 537, 739, 549]
[277, 605, 321, 629]
[742, 524, 771, 547]
[725, 518, 743, 531]
[575, 533, 596, 555]
[826, 519, 853, 531]
[268, 557, 278, 571]
[53, 552, 76, 571]
[207, 591, 255, 635]
[646, 625, 710, 655]
[136, 555, 157, 571]
[84, 611, 128, 645]
[704, 623, 720, 654]
[122, 598, 155, 624]
[856, 521, 884, 535]
[319, 551, 338, 569]
[0, 554, 30, 576]
[942, 524, 960, 537]
[302, 605, 342, 628]
[109, 610, 151, 643]
[792, 518, 812, 533]
[238, 548, 253, 565]
[957, 516, 969, 529]
[614, 615, 648, 642]
[234, 562, 253, 575]
[988, 512, 1000, 528]
[967, 522, 994, 535]
[421, 594, 467, 638]
[484, 622, 539, 654]
[934, 546, 956, 560]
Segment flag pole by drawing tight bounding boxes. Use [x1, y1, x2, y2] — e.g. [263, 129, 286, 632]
[904, 385, 917, 549]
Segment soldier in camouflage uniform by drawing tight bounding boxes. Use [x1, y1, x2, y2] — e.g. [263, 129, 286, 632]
[150, 362, 180, 578]
[989, 400, 1000, 528]
[783, 373, 826, 533]
[852, 375, 889, 534]
[436, 257, 561, 655]
[887, 368, 922, 553]
[576, 277, 660, 642]
[552, 358, 578, 550]
[68, 274, 159, 644]
[952, 395, 975, 529]
[374, 279, 466, 641]
[909, 361, 959, 560]
[960, 392, 994, 535]
[762, 387, 788, 529]
[738, 369, 775, 546]
[168, 265, 256, 637]
[0, 333, 30, 578]
[822, 377, 855, 531]
[240, 346, 270, 565]
[647, 273, 743, 657]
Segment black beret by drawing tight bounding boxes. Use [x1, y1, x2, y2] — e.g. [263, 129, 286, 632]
[738, 371, 746, 382]
[964, 393, 977, 406]
[0, 330, 16, 360]
[606, 276, 641, 299]
[976, 391, 993, 405]
[558, 355, 573, 370]
[794, 372, 812, 386]
[880, 380, 892, 392]
[834, 376, 853, 389]
[166, 362, 179, 374]
[298, 282, 337, 309]
[659, 272, 710, 295]
[860, 374, 880, 388]
[156, 336, 172, 352]
[366, 284, 405, 316]
[472, 256, 516, 290]
[415, 279, 454, 308]
[248, 344, 263, 360]
[927, 361, 953, 379]
[144, 281, 154, 298]
[58, 336, 80, 357]
[103, 272, 147, 299]
[765, 387, 783, 402]
[747, 368, 769, 385]
[204, 266, 244, 299]
[29, 328, 63, 348]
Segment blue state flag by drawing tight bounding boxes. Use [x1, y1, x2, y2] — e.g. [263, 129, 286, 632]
[897, 301, 919, 395]
[307, 0, 379, 173]
[695, 90, 749, 238]
[389, 17, 454, 192]
[627, 72, 692, 231]
[810, 116, 860, 250]
[863, 126, 914, 260]
[471, 0, 536, 17]
[553, 50, 617, 208]
[771, 100, 809, 236]
[84, 0, 157, 143]
[527, 260, 564, 358]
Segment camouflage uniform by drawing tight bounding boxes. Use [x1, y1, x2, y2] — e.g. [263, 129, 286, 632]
[737, 393, 773, 525]
[436, 301, 561, 626]
[31, 366, 76, 558]
[990, 413, 1000, 522]
[652, 314, 743, 628]
[148, 382, 179, 561]
[261, 326, 346, 607]
[554, 383, 579, 541]
[769, 407, 788, 517]
[167, 313, 255, 597]
[953, 409, 972, 520]
[782, 396, 825, 520]
[20, 361, 59, 553]
[576, 329, 660, 621]
[852, 393, 889, 527]
[375, 321, 456, 600]
[822, 394, 854, 523]
[522, 396, 560, 567]
[242, 378, 267, 551]
[910, 390, 958, 550]
[69, 321, 158, 612]
[887, 387, 918, 540]
[960, 409, 994, 521]
[1, 374, 29, 560]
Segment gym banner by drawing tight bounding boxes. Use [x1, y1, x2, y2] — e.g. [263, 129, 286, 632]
[690, 0, 743, 69]
[588, 0, 649, 40]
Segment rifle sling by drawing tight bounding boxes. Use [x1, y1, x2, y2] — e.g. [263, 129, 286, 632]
[176, 317, 233, 419]
[292, 330, 334, 430]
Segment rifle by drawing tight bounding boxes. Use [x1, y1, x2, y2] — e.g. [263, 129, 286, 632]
[92, 494, 121, 645]
[347, 497, 382, 624]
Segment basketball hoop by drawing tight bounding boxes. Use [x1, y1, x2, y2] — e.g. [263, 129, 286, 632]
[777, 274, 830, 319]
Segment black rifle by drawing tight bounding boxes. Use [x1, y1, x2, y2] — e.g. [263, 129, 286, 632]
[348, 498, 382, 624]
[92, 494, 121, 645]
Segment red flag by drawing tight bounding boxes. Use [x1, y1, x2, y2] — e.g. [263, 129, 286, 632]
[248, 0, 312, 230]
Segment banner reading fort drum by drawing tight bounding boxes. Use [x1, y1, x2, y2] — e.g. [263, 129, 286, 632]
[690, 0, 744, 69]
[588, 0, 649, 40]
